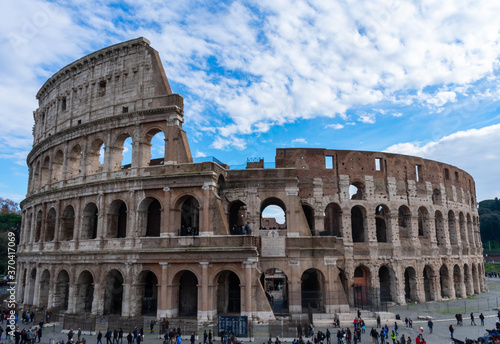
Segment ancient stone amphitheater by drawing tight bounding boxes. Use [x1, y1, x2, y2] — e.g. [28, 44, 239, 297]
[18, 38, 484, 323]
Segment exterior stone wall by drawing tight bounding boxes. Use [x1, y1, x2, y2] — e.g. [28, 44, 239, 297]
[18, 38, 485, 322]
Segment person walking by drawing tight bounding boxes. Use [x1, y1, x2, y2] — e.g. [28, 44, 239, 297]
[97, 331, 103, 344]
[449, 325, 454, 338]
[470, 312, 476, 326]
[480, 313, 485, 326]
[427, 320, 433, 334]
[390, 330, 396, 344]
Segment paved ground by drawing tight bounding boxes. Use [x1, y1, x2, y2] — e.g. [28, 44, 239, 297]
[8, 278, 500, 344]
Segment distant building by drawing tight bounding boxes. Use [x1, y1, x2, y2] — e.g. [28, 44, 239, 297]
[18, 38, 484, 322]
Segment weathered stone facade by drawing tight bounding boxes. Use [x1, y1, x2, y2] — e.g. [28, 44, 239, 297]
[18, 37, 485, 321]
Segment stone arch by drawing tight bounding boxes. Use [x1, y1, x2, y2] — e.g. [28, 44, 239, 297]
[67, 144, 82, 179]
[435, 211, 446, 245]
[75, 270, 94, 313]
[448, 210, 458, 245]
[453, 265, 464, 298]
[375, 204, 390, 243]
[260, 197, 287, 230]
[260, 268, 289, 314]
[302, 203, 315, 233]
[52, 150, 64, 182]
[88, 138, 105, 175]
[45, 207, 57, 242]
[228, 200, 247, 234]
[137, 270, 159, 316]
[217, 174, 225, 198]
[351, 205, 367, 242]
[466, 214, 474, 246]
[301, 268, 325, 312]
[41, 155, 50, 186]
[172, 270, 199, 317]
[60, 205, 75, 241]
[418, 207, 430, 239]
[138, 197, 162, 237]
[103, 269, 124, 315]
[439, 264, 450, 298]
[349, 180, 365, 200]
[111, 133, 133, 171]
[459, 212, 466, 244]
[214, 270, 241, 315]
[107, 199, 127, 238]
[145, 128, 165, 166]
[33, 161, 40, 189]
[35, 210, 43, 242]
[324, 203, 342, 237]
[398, 205, 411, 239]
[472, 264, 479, 294]
[353, 265, 371, 308]
[379, 265, 396, 303]
[404, 267, 418, 302]
[423, 265, 435, 301]
[464, 264, 472, 295]
[176, 195, 200, 236]
[38, 269, 50, 308]
[54, 269, 70, 311]
[81, 202, 98, 239]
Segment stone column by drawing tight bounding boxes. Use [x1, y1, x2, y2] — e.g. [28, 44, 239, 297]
[92, 283, 104, 315]
[243, 259, 256, 319]
[67, 283, 77, 314]
[288, 260, 302, 314]
[122, 283, 131, 317]
[199, 262, 209, 321]
[158, 263, 169, 318]
[200, 182, 215, 236]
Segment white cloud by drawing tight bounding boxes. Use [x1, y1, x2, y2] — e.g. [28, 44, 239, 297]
[291, 138, 307, 144]
[194, 151, 207, 158]
[385, 123, 500, 201]
[358, 112, 376, 124]
[325, 124, 344, 130]
[210, 136, 247, 151]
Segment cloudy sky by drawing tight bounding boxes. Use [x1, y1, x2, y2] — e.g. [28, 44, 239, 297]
[1, 0, 500, 204]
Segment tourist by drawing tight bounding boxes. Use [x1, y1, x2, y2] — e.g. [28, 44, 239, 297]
[449, 325, 454, 338]
[427, 320, 433, 334]
[480, 313, 485, 326]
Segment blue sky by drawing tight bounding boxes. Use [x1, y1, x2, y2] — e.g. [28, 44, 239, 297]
[1, 0, 500, 204]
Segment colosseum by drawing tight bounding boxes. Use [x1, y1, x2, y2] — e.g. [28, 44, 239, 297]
[18, 37, 484, 324]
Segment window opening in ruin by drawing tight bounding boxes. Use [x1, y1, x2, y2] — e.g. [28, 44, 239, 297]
[398, 206, 411, 239]
[261, 198, 286, 230]
[217, 175, 225, 198]
[82, 203, 98, 239]
[54, 270, 70, 311]
[229, 201, 247, 235]
[375, 157, 383, 171]
[61, 97, 67, 111]
[351, 206, 366, 242]
[45, 208, 56, 242]
[448, 210, 458, 245]
[39, 270, 50, 308]
[432, 188, 442, 205]
[325, 156, 333, 169]
[35, 210, 43, 242]
[444, 168, 450, 180]
[68, 144, 82, 179]
[52, 150, 64, 182]
[423, 266, 434, 301]
[121, 137, 133, 168]
[141, 271, 158, 315]
[149, 131, 165, 166]
[41, 156, 50, 186]
[464, 264, 472, 295]
[180, 197, 199, 236]
[108, 201, 127, 238]
[404, 267, 418, 303]
[61, 205, 75, 241]
[353, 266, 370, 308]
[98, 80, 106, 97]
[301, 269, 324, 312]
[415, 164, 422, 182]
[375, 205, 388, 242]
[122, 106, 129, 113]
[453, 265, 463, 298]
[145, 199, 161, 237]
[76, 271, 94, 313]
[77, 120, 82, 125]
[455, 171, 459, 181]
[302, 204, 315, 234]
[435, 210, 445, 245]
[178, 271, 199, 316]
[217, 271, 240, 315]
[88, 140, 105, 175]
[349, 182, 365, 200]
[439, 264, 450, 298]
[324, 203, 342, 237]
[260, 268, 289, 314]
[103, 270, 123, 315]
[379, 266, 394, 302]
[417, 207, 428, 237]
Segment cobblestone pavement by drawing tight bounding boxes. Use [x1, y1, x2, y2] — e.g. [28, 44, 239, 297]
[8, 278, 500, 344]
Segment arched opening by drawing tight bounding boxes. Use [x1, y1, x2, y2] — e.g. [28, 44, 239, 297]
[260, 268, 289, 314]
[138, 198, 161, 237]
[379, 266, 395, 303]
[453, 265, 463, 298]
[375, 205, 390, 243]
[466, 214, 474, 246]
[432, 188, 442, 205]
[398, 206, 411, 239]
[404, 267, 418, 303]
[260, 198, 287, 230]
[228, 201, 248, 235]
[38, 269, 50, 308]
[54, 270, 70, 311]
[349, 182, 365, 200]
[464, 264, 472, 295]
[418, 207, 429, 238]
[301, 269, 324, 312]
[35, 210, 43, 242]
[423, 265, 434, 301]
[180, 197, 199, 236]
[61, 205, 75, 241]
[178, 271, 199, 317]
[41, 156, 50, 186]
[353, 266, 371, 309]
[67, 144, 82, 179]
[45, 208, 56, 242]
[217, 175, 225, 198]
[108, 200, 127, 238]
[139, 271, 158, 316]
[81, 203, 98, 239]
[459, 212, 466, 244]
[111, 134, 133, 171]
[52, 150, 64, 182]
[88, 139, 105, 175]
[302, 204, 315, 233]
[217, 271, 241, 315]
[147, 130, 165, 166]
[439, 265, 450, 298]
[448, 211, 458, 245]
[104, 269, 124, 315]
[76, 271, 94, 313]
[33, 161, 40, 190]
[351, 206, 366, 242]
[435, 211, 445, 245]
[324, 203, 342, 236]
[472, 264, 478, 294]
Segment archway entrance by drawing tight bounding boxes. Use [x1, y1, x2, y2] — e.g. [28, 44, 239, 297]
[179, 271, 198, 317]
[260, 268, 289, 314]
[404, 267, 418, 303]
[140, 271, 158, 316]
[54, 270, 70, 311]
[423, 265, 434, 301]
[217, 271, 241, 315]
[301, 269, 324, 312]
[104, 270, 123, 315]
[76, 271, 94, 313]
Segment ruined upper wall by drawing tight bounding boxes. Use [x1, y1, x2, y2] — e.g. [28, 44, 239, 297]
[32, 37, 182, 144]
